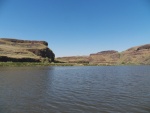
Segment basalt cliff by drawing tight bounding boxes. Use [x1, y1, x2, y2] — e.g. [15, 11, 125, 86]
[0, 38, 55, 62]
[57, 44, 150, 65]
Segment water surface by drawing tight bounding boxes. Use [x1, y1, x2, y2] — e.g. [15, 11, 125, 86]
[0, 66, 150, 113]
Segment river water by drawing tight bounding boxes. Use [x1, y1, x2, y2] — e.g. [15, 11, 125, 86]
[0, 66, 150, 113]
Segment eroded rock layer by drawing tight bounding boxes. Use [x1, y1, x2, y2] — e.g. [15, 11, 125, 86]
[0, 38, 55, 62]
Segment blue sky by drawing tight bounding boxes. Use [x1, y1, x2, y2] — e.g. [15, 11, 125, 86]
[0, 0, 150, 57]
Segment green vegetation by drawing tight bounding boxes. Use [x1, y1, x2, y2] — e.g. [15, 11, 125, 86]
[0, 61, 147, 67]
[0, 62, 84, 67]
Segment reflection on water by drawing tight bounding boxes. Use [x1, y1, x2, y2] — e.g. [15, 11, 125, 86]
[0, 66, 150, 113]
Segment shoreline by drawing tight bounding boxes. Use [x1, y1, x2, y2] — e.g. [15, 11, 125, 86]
[0, 62, 144, 67]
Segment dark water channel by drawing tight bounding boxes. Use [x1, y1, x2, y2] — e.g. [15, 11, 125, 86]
[0, 66, 150, 113]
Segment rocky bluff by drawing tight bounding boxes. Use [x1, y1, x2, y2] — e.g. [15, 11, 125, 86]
[0, 38, 55, 62]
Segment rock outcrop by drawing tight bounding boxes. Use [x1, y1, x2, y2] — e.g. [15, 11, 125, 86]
[56, 56, 89, 63]
[0, 38, 55, 62]
[89, 50, 120, 65]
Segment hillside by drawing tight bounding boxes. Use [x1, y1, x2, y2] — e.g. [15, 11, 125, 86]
[56, 56, 89, 63]
[89, 50, 120, 65]
[119, 44, 150, 65]
[56, 44, 150, 65]
[0, 38, 55, 62]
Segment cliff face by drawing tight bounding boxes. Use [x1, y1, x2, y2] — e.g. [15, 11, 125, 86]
[56, 56, 89, 63]
[89, 50, 120, 65]
[0, 38, 55, 62]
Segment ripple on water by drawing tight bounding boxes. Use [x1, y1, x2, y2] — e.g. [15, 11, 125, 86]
[0, 66, 150, 113]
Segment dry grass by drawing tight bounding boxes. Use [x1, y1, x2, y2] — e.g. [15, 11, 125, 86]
[56, 44, 150, 65]
[0, 39, 47, 59]
[56, 56, 89, 63]
[118, 49, 150, 64]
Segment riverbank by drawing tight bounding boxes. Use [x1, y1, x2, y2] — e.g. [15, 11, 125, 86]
[0, 62, 89, 67]
[0, 62, 142, 67]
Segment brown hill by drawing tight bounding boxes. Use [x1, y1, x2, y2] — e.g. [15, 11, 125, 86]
[56, 56, 89, 63]
[56, 44, 150, 65]
[0, 38, 55, 62]
[89, 50, 120, 65]
[119, 44, 150, 65]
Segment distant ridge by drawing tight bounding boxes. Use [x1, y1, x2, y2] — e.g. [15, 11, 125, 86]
[56, 44, 150, 65]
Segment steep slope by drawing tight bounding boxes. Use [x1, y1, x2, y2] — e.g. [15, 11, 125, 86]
[0, 38, 55, 62]
[119, 44, 150, 64]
